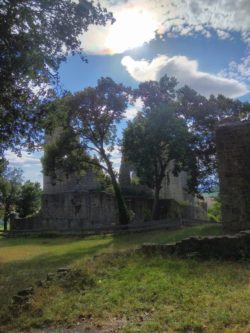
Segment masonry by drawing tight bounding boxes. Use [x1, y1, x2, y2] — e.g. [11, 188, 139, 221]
[10, 127, 207, 232]
[216, 121, 250, 232]
[10, 190, 207, 232]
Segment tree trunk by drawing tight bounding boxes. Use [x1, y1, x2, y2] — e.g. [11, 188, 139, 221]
[103, 154, 130, 225]
[152, 186, 161, 220]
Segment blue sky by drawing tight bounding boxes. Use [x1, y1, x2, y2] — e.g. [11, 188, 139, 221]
[7, 0, 250, 186]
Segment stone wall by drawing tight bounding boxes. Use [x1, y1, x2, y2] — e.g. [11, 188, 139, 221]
[10, 191, 207, 231]
[216, 121, 250, 232]
[142, 230, 250, 260]
[43, 170, 101, 194]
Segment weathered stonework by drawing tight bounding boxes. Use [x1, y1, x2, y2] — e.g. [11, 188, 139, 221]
[216, 121, 250, 232]
[142, 230, 250, 260]
[10, 192, 207, 232]
[119, 154, 205, 211]
[10, 127, 207, 232]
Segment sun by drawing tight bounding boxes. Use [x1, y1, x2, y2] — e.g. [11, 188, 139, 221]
[105, 9, 158, 54]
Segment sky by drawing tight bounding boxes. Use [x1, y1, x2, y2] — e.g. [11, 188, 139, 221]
[7, 0, 250, 186]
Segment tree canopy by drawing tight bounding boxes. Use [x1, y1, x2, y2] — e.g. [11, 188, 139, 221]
[0, 0, 113, 155]
[0, 165, 23, 231]
[16, 181, 42, 218]
[43, 77, 131, 225]
[123, 103, 197, 219]
[133, 75, 250, 192]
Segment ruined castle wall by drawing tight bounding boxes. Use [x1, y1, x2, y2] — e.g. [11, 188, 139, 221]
[43, 170, 101, 194]
[160, 169, 189, 202]
[11, 191, 207, 231]
[216, 121, 250, 232]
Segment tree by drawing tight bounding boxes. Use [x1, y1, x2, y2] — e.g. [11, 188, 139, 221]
[16, 181, 42, 218]
[123, 103, 197, 219]
[134, 75, 178, 109]
[208, 196, 221, 222]
[0, 167, 23, 231]
[42, 127, 92, 183]
[42, 127, 112, 191]
[177, 86, 250, 191]
[45, 77, 131, 225]
[133, 74, 250, 192]
[0, 0, 113, 155]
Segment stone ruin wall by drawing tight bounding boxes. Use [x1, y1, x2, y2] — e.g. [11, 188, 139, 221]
[11, 129, 207, 232]
[43, 170, 101, 194]
[216, 121, 250, 232]
[119, 156, 202, 206]
[11, 191, 206, 231]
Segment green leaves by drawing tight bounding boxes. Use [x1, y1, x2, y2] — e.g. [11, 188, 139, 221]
[17, 181, 42, 218]
[0, 0, 113, 155]
[123, 104, 196, 192]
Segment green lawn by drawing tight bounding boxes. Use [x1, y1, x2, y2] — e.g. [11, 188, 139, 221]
[0, 224, 250, 333]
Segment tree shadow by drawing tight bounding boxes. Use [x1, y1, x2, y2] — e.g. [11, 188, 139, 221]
[0, 234, 113, 248]
[0, 240, 113, 308]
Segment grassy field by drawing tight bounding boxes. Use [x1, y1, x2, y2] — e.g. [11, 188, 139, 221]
[0, 224, 249, 333]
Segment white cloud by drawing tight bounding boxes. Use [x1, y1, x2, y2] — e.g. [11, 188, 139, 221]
[124, 98, 143, 120]
[5, 150, 41, 166]
[5, 150, 43, 186]
[219, 55, 250, 82]
[81, 0, 250, 54]
[216, 30, 232, 40]
[121, 55, 249, 98]
[82, 4, 159, 54]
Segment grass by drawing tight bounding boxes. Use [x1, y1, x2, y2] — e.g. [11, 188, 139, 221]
[0, 224, 250, 332]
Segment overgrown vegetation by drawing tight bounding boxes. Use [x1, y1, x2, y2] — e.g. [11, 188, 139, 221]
[1, 224, 249, 333]
[43, 78, 132, 225]
[123, 103, 197, 219]
[0, 0, 113, 155]
[0, 163, 42, 230]
[208, 197, 222, 222]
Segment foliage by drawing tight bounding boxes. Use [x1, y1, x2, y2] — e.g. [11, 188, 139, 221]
[42, 127, 112, 191]
[51, 77, 131, 224]
[0, 163, 42, 227]
[16, 181, 42, 218]
[132, 75, 250, 192]
[177, 86, 250, 191]
[0, 166, 23, 231]
[134, 75, 178, 108]
[0, 0, 113, 155]
[42, 128, 92, 183]
[123, 103, 197, 219]
[208, 196, 222, 222]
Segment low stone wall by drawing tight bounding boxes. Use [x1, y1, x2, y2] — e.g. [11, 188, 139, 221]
[142, 230, 250, 260]
[9, 218, 211, 237]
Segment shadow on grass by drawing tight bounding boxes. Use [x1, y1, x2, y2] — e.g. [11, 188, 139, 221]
[0, 234, 112, 248]
[0, 240, 113, 309]
[111, 223, 223, 248]
[0, 224, 223, 311]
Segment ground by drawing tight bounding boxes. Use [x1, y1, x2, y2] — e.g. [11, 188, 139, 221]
[0, 224, 249, 333]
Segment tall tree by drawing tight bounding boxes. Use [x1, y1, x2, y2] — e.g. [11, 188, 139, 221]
[134, 74, 250, 192]
[16, 181, 42, 218]
[42, 127, 112, 191]
[123, 104, 197, 219]
[45, 77, 131, 225]
[0, 0, 113, 155]
[177, 86, 250, 190]
[0, 167, 23, 231]
[134, 75, 178, 109]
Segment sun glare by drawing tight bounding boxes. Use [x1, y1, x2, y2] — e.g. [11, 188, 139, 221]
[105, 9, 158, 54]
